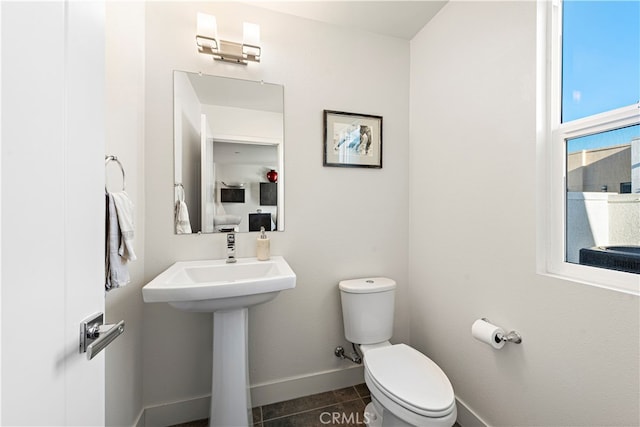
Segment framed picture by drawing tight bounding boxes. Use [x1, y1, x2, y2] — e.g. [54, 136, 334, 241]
[323, 110, 383, 168]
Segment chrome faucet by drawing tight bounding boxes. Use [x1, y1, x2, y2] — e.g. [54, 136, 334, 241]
[220, 227, 237, 263]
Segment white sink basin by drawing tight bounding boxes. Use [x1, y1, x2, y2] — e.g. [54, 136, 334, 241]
[143, 256, 297, 426]
[143, 256, 296, 312]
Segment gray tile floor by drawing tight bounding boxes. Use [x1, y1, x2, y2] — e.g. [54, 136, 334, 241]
[171, 384, 370, 427]
[259, 384, 371, 426]
[171, 383, 461, 426]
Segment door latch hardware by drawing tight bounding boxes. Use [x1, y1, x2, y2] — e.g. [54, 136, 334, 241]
[79, 312, 125, 360]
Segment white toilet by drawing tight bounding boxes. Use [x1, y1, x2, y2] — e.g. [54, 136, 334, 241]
[339, 277, 457, 427]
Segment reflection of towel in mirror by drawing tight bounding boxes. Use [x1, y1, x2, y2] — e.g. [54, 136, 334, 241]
[214, 201, 227, 215]
[106, 193, 130, 290]
[175, 200, 192, 234]
[213, 214, 242, 227]
[111, 191, 137, 261]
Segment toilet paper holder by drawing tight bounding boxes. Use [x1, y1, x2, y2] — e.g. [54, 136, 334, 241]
[482, 318, 522, 344]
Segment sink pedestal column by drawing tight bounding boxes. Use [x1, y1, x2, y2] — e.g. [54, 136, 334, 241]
[211, 308, 251, 426]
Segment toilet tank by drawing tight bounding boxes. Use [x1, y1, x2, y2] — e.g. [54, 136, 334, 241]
[339, 277, 396, 344]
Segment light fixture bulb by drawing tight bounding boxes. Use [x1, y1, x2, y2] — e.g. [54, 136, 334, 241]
[197, 12, 218, 50]
[243, 22, 261, 57]
[196, 14, 261, 64]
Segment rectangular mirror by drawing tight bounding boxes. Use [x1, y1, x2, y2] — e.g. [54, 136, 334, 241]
[173, 71, 284, 234]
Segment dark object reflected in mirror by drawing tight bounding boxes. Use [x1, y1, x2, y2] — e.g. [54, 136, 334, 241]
[173, 71, 284, 234]
[249, 212, 274, 232]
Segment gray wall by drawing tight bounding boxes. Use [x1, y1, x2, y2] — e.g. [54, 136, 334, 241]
[409, 2, 639, 426]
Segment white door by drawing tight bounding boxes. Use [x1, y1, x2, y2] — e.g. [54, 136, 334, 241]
[1, 2, 106, 425]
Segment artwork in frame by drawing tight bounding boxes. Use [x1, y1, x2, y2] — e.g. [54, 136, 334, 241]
[323, 110, 383, 168]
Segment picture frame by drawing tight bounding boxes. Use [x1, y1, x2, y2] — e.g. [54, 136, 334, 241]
[323, 110, 383, 168]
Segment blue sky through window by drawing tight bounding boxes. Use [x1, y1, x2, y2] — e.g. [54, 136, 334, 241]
[567, 124, 639, 153]
[562, 1, 640, 152]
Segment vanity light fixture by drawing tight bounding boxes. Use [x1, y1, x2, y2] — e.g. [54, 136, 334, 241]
[196, 12, 261, 65]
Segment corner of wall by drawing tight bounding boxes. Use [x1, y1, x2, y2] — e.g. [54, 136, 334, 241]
[105, 2, 146, 426]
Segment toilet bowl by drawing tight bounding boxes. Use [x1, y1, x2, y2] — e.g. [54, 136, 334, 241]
[339, 278, 457, 427]
[362, 343, 457, 426]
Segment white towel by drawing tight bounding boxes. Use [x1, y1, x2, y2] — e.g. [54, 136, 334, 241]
[111, 191, 137, 261]
[175, 200, 192, 234]
[213, 214, 241, 226]
[106, 193, 130, 290]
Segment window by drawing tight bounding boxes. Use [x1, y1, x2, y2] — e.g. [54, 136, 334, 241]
[538, 0, 640, 294]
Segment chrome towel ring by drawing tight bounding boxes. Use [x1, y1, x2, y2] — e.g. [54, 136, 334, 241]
[105, 155, 126, 193]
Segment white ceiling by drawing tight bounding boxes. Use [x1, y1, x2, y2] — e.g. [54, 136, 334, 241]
[245, 1, 448, 40]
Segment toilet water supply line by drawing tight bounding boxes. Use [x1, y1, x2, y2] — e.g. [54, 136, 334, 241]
[334, 343, 362, 364]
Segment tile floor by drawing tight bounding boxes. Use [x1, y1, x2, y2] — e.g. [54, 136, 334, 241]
[171, 384, 370, 427]
[171, 383, 461, 426]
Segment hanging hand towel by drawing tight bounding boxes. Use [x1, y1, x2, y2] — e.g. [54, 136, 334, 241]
[111, 191, 137, 261]
[106, 193, 130, 289]
[175, 200, 192, 234]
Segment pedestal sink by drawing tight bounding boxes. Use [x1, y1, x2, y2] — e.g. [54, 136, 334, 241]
[143, 256, 296, 427]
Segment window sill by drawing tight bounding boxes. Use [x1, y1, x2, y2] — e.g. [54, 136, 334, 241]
[538, 262, 639, 296]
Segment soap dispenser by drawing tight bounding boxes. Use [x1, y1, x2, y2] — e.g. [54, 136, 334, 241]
[257, 226, 270, 261]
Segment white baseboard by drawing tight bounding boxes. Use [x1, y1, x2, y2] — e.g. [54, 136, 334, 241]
[143, 395, 210, 427]
[132, 408, 145, 427]
[251, 364, 365, 407]
[141, 365, 365, 426]
[455, 396, 489, 427]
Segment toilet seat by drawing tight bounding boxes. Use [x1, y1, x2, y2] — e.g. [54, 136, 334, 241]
[364, 344, 456, 419]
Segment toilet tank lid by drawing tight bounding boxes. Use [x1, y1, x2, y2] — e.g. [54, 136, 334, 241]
[339, 277, 396, 293]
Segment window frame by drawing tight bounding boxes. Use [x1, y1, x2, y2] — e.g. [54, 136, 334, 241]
[537, 0, 640, 295]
